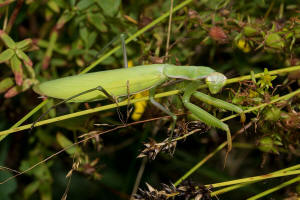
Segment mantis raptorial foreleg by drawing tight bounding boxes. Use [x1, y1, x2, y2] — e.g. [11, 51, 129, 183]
[181, 81, 232, 152]
[193, 91, 246, 123]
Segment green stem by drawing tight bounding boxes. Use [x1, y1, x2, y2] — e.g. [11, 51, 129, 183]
[37, 39, 68, 55]
[1, 65, 300, 137]
[211, 164, 300, 196]
[0, 100, 48, 142]
[246, 176, 300, 200]
[206, 170, 300, 188]
[174, 141, 227, 186]
[10, 100, 48, 129]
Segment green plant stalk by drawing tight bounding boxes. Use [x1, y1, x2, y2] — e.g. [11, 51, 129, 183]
[42, 30, 58, 69]
[206, 170, 300, 188]
[37, 39, 68, 55]
[173, 87, 300, 186]
[0, 90, 177, 136]
[246, 176, 300, 200]
[1, 65, 300, 137]
[10, 100, 48, 129]
[0, 100, 49, 142]
[80, 0, 194, 74]
[9, 0, 195, 131]
[211, 164, 300, 196]
[174, 141, 227, 186]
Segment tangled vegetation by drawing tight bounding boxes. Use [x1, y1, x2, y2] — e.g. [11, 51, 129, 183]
[0, 0, 299, 199]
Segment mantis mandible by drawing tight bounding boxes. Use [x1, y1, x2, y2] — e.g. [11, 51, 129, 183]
[33, 63, 245, 152]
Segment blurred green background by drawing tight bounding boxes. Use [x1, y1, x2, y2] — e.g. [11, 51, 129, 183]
[0, 0, 299, 199]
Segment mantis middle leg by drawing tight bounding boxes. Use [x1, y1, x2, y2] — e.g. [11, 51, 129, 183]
[149, 87, 177, 139]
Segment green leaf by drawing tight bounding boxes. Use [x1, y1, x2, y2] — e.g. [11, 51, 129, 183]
[10, 55, 23, 86]
[87, 31, 97, 49]
[56, 133, 81, 155]
[0, 30, 16, 48]
[47, 0, 60, 13]
[16, 49, 34, 77]
[0, 171, 17, 200]
[16, 38, 32, 50]
[95, 0, 121, 17]
[244, 26, 258, 37]
[88, 13, 108, 32]
[79, 27, 89, 47]
[23, 181, 40, 200]
[77, 0, 94, 10]
[265, 33, 285, 49]
[0, 77, 14, 93]
[0, 49, 14, 63]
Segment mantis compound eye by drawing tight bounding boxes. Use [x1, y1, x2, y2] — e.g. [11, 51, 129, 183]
[205, 72, 227, 94]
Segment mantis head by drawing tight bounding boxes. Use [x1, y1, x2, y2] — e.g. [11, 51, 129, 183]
[205, 72, 227, 94]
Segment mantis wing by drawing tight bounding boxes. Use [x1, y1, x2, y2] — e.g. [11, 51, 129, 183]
[33, 65, 168, 102]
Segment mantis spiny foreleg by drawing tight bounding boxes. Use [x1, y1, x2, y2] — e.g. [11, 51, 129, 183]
[181, 81, 232, 152]
[192, 91, 246, 123]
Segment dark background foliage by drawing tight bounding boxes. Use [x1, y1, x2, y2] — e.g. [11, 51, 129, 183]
[0, 0, 299, 199]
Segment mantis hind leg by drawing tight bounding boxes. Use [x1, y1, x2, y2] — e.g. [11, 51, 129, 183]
[149, 87, 177, 139]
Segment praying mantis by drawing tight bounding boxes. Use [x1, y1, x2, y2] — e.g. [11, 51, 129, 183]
[33, 36, 245, 153]
[33, 65, 245, 153]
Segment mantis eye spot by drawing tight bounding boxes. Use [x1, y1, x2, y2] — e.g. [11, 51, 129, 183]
[205, 72, 227, 94]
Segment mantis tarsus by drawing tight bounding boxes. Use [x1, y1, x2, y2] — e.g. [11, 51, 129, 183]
[33, 36, 245, 153]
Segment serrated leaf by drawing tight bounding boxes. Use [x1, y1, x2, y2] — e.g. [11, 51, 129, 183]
[16, 38, 32, 50]
[0, 77, 14, 93]
[95, 0, 121, 17]
[0, 49, 14, 63]
[10, 55, 23, 86]
[0, 30, 16, 48]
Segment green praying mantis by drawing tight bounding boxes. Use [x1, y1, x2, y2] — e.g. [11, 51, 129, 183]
[33, 36, 245, 153]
